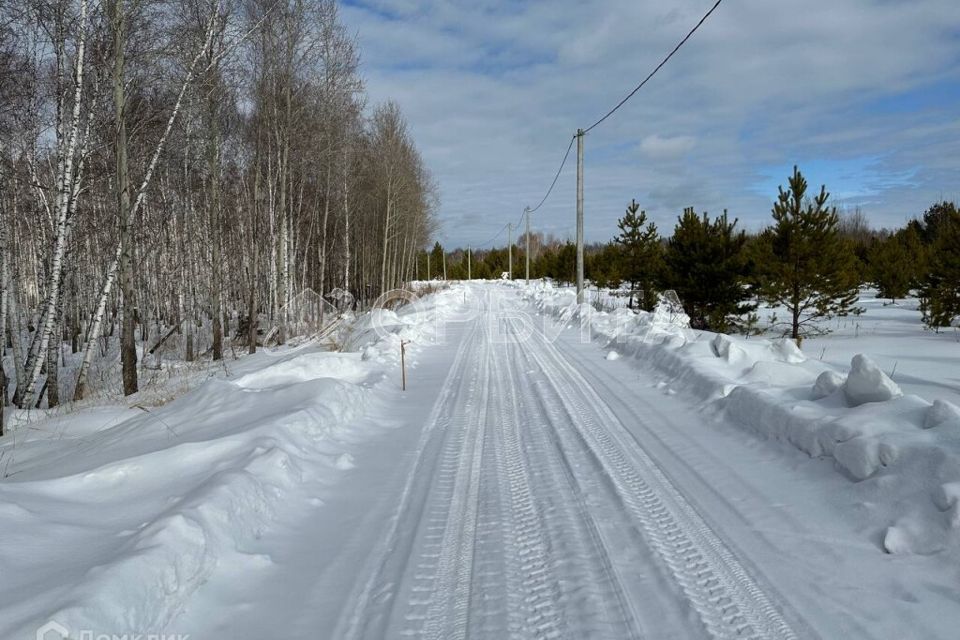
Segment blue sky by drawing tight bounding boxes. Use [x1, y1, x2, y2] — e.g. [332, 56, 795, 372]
[339, 0, 960, 246]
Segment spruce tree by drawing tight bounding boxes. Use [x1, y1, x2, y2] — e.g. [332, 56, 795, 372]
[664, 207, 755, 331]
[757, 166, 860, 343]
[614, 199, 662, 310]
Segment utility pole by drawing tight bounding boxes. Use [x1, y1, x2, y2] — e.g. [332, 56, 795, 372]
[442, 249, 447, 280]
[524, 207, 531, 285]
[427, 252, 431, 281]
[508, 223, 513, 280]
[467, 246, 471, 280]
[576, 129, 585, 304]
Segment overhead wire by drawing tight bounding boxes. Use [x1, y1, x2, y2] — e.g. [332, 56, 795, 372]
[526, 134, 577, 214]
[474, 152, 570, 250]
[583, 0, 724, 134]
[503, 0, 723, 246]
[471, 222, 511, 249]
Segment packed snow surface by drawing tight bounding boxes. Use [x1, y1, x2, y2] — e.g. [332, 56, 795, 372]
[2, 281, 960, 639]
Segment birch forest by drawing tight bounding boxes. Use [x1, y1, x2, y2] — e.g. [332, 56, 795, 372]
[0, 0, 437, 425]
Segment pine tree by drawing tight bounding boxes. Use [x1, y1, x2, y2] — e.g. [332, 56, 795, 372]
[919, 203, 960, 330]
[868, 228, 922, 303]
[757, 166, 860, 343]
[555, 242, 577, 285]
[664, 207, 755, 331]
[587, 243, 623, 294]
[614, 199, 662, 310]
[430, 241, 444, 280]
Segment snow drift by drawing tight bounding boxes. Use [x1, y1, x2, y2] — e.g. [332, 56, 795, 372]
[524, 281, 960, 556]
[0, 284, 469, 639]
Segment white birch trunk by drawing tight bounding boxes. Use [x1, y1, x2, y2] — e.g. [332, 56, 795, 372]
[21, 0, 88, 407]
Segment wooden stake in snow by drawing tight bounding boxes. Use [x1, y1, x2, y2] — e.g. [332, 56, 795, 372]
[401, 340, 410, 390]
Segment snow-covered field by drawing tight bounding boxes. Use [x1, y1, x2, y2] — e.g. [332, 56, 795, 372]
[2, 281, 960, 639]
[798, 294, 960, 408]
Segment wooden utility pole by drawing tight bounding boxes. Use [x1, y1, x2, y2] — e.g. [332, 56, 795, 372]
[576, 129, 585, 304]
[442, 250, 447, 280]
[524, 207, 531, 285]
[508, 223, 513, 280]
[427, 252, 431, 281]
[467, 246, 471, 280]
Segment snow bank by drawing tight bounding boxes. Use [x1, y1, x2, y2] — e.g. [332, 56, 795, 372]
[345, 285, 470, 364]
[524, 281, 960, 555]
[0, 283, 469, 638]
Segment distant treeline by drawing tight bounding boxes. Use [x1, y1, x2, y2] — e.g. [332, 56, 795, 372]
[423, 167, 959, 341]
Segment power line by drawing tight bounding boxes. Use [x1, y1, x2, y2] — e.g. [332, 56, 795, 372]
[583, 0, 723, 134]
[519, 1, 722, 220]
[527, 134, 576, 214]
[515, 207, 528, 230]
[473, 222, 511, 249]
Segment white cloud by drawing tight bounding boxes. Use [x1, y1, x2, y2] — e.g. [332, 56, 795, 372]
[639, 134, 696, 158]
[340, 0, 960, 244]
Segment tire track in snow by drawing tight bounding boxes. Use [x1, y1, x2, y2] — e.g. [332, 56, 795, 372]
[418, 318, 490, 640]
[507, 320, 651, 639]
[520, 320, 799, 640]
[487, 321, 567, 639]
[334, 321, 481, 640]
[338, 289, 802, 639]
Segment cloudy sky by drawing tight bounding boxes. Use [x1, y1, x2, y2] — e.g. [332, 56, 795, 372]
[339, 0, 960, 247]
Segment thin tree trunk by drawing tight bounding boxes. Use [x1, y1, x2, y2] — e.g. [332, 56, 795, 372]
[342, 144, 351, 295]
[73, 243, 121, 401]
[21, 0, 88, 407]
[8, 281, 25, 406]
[208, 64, 224, 361]
[46, 311, 61, 408]
[114, 0, 137, 396]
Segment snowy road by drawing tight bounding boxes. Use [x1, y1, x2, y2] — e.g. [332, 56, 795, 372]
[173, 284, 960, 640]
[333, 289, 802, 640]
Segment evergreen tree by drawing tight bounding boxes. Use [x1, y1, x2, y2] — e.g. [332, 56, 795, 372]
[908, 201, 960, 244]
[553, 242, 577, 285]
[756, 166, 860, 343]
[868, 228, 922, 303]
[430, 241, 445, 280]
[664, 207, 755, 331]
[919, 203, 960, 330]
[614, 199, 662, 310]
[587, 242, 623, 294]
[838, 207, 875, 282]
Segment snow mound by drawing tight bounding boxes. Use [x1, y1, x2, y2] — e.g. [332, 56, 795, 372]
[711, 334, 746, 363]
[843, 354, 903, 406]
[933, 482, 960, 510]
[605, 350, 621, 361]
[769, 337, 806, 364]
[232, 352, 374, 388]
[833, 436, 898, 480]
[925, 399, 960, 430]
[345, 284, 470, 363]
[883, 514, 947, 555]
[812, 370, 846, 400]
